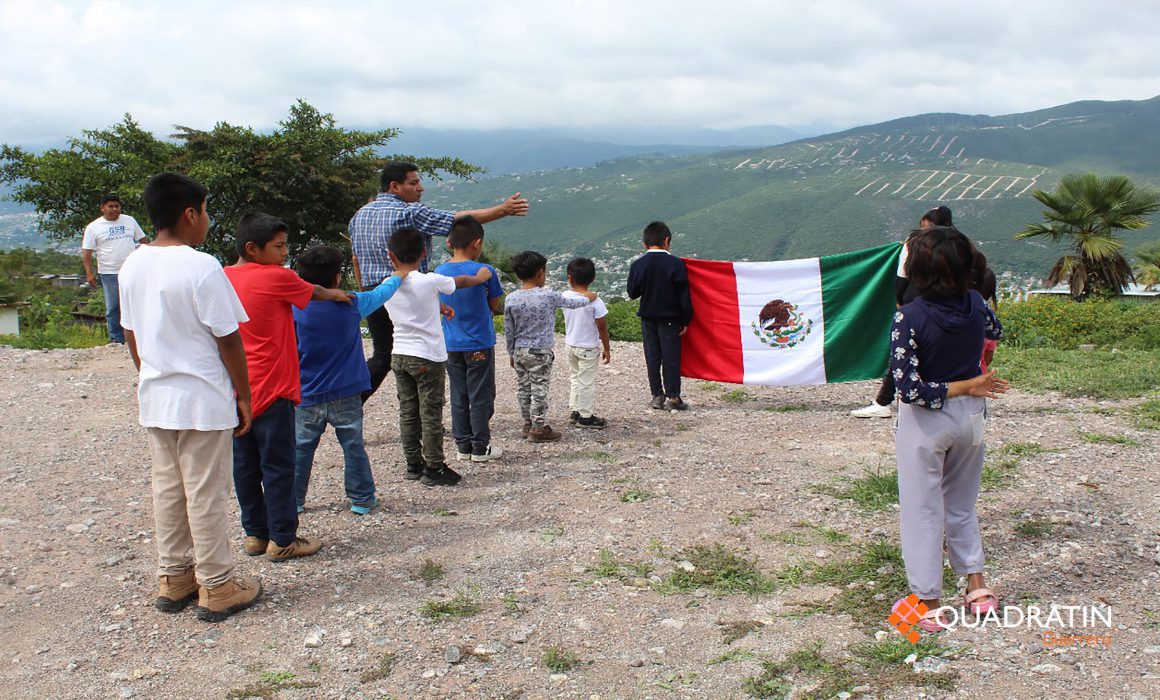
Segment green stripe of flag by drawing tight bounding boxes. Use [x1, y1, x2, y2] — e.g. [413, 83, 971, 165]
[819, 241, 902, 382]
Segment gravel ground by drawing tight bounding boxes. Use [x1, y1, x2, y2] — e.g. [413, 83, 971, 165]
[0, 340, 1158, 700]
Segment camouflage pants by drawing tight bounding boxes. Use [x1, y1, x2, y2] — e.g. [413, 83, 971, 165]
[392, 354, 447, 468]
[513, 347, 554, 428]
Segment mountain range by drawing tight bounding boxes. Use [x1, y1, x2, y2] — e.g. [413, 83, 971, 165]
[5, 96, 1160, 286]
[418, 96, 1160, 286]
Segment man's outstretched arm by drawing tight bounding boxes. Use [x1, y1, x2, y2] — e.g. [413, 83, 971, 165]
[456, 193, 529, 224]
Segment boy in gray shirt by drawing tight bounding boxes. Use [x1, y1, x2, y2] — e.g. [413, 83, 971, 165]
[504, 251, 596, 442]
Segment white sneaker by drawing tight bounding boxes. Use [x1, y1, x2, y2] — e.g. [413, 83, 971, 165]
[455, 451, 473, 462]
[471, 445, 503, 462]
[850, 402, 893, 418]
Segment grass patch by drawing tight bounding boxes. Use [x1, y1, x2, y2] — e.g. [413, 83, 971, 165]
[996, 347, 1160, 399]
[1014, 519, 1055, 538]
[538, 526, 564, 543]
[1135, 399, 1160, 430]
[542, 646, 580, 673]
[501, 592, 524, 613]
[727, 511, 755, 526]
[620, 488, 656, 503]
[981, 456, 1020, 490]
[766, 403, 809, 412]
[420, 588, 482, 620]
[586, 549, 654, 581]
[762, 522, 849, 546]
[742, 638, 958, 699]
[656, 544, 775, 595]
[417, 558, 445, 586]
[1079, 431, 1140, 446]
[359, 653, 396, 683]
[719, 620, 764, 644]
[0, 323, 110, 350]
[226, 671, 319, 700]
[805, 538, 956, 628]
[1001, 442, 1044, 457]
[814, 464, 898, 511]
[433, 507, 457, 516]
[721, 388, 750, 403]
[709, 648, 757, 664]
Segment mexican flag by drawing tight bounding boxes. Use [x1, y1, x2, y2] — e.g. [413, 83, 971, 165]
[681, 242, 901, 385]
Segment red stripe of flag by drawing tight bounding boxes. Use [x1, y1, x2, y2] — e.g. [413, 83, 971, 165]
[680, 259, 743, 384]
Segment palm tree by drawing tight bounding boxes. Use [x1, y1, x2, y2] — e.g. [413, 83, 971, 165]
[1134, 241, 1160, 290]
[1016, 173, 1160, 299]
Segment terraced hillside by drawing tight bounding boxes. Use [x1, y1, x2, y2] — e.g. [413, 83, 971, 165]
[423, 97, 1160, 286]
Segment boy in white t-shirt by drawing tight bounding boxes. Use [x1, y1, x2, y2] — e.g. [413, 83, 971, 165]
[562, 257, 611, 429]
[385, 228, 491, 487]
[119, 173, 261, 623]
[81, 193, 149, 344]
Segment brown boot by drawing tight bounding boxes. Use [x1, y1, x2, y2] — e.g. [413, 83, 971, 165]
[527, 424, 561, 443]
[155, 569, 198, 613]
[196, 576, 262, 622]
[243, 536, 269, 556]
[521, 420, 532, 438]
[266, 535, 323, 562]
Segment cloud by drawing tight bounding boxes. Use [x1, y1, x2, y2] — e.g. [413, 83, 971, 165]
[1, 0, 1159, 142]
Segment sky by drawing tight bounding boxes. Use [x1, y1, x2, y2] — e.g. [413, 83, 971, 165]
[2, 0, 1159, 144]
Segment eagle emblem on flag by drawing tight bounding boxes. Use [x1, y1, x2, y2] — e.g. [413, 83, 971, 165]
[751, 299, 812, 349]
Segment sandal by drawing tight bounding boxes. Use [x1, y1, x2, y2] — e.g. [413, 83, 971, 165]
[965, 587, 999, 616]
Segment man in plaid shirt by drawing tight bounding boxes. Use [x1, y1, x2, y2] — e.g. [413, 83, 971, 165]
[350, 160, 529, 401]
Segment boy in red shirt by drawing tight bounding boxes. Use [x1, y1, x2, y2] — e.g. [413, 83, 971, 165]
[224, 213, 352, 561]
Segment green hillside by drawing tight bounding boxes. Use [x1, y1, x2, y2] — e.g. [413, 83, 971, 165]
[422, 96, 1160, 286]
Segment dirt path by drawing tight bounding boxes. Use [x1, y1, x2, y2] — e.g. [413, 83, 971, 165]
[0, 342, 1157, 699]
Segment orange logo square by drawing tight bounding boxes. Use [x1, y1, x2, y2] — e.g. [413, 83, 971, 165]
[889, 594, 929, 644]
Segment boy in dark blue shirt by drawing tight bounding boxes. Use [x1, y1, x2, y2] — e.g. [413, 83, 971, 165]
[626, 221, 694, 410]
[435, 216, 506, 462]
[292, 246, 406, 515]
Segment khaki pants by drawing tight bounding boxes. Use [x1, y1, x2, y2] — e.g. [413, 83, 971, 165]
[147, 428, 236, 587]
[566, 345, 601, 418]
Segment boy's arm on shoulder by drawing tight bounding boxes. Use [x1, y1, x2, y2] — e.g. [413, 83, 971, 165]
[453, 267, 490, 289]
[355, 276, 402, 318]
[558, 290, 592, 309]
[312, 284, 355, 304]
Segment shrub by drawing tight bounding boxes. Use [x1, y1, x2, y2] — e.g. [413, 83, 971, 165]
[998, 295, 1160, 350]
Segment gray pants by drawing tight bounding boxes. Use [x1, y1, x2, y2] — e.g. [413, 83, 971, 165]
[896, 396, 987, 600]
[513, 347, 554, 428]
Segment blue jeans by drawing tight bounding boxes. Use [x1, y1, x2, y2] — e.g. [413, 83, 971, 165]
[446, 348, 496, 455]
[98, 273, 123, 343]
[233, 398, 299, 547]
[294, 394, 376, 507]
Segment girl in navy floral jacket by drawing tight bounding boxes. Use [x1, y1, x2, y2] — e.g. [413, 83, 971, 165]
[890, 226, 1008, 633]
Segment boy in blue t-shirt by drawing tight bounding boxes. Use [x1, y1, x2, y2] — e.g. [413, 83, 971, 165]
[292, 245, 407, 515]
[435, 216, 505, 462]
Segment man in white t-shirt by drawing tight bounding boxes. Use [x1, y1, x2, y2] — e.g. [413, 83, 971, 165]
[383, 228, 491, 486]
[81, 194, 149, 343]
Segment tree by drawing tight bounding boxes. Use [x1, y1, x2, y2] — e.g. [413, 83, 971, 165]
[1015, 173, 1160, 299]
[0, 101, 482, 261]
[1134, 241, 1160, 290]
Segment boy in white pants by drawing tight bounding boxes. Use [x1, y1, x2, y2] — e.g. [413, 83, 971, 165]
[562, 257, 611, 429]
